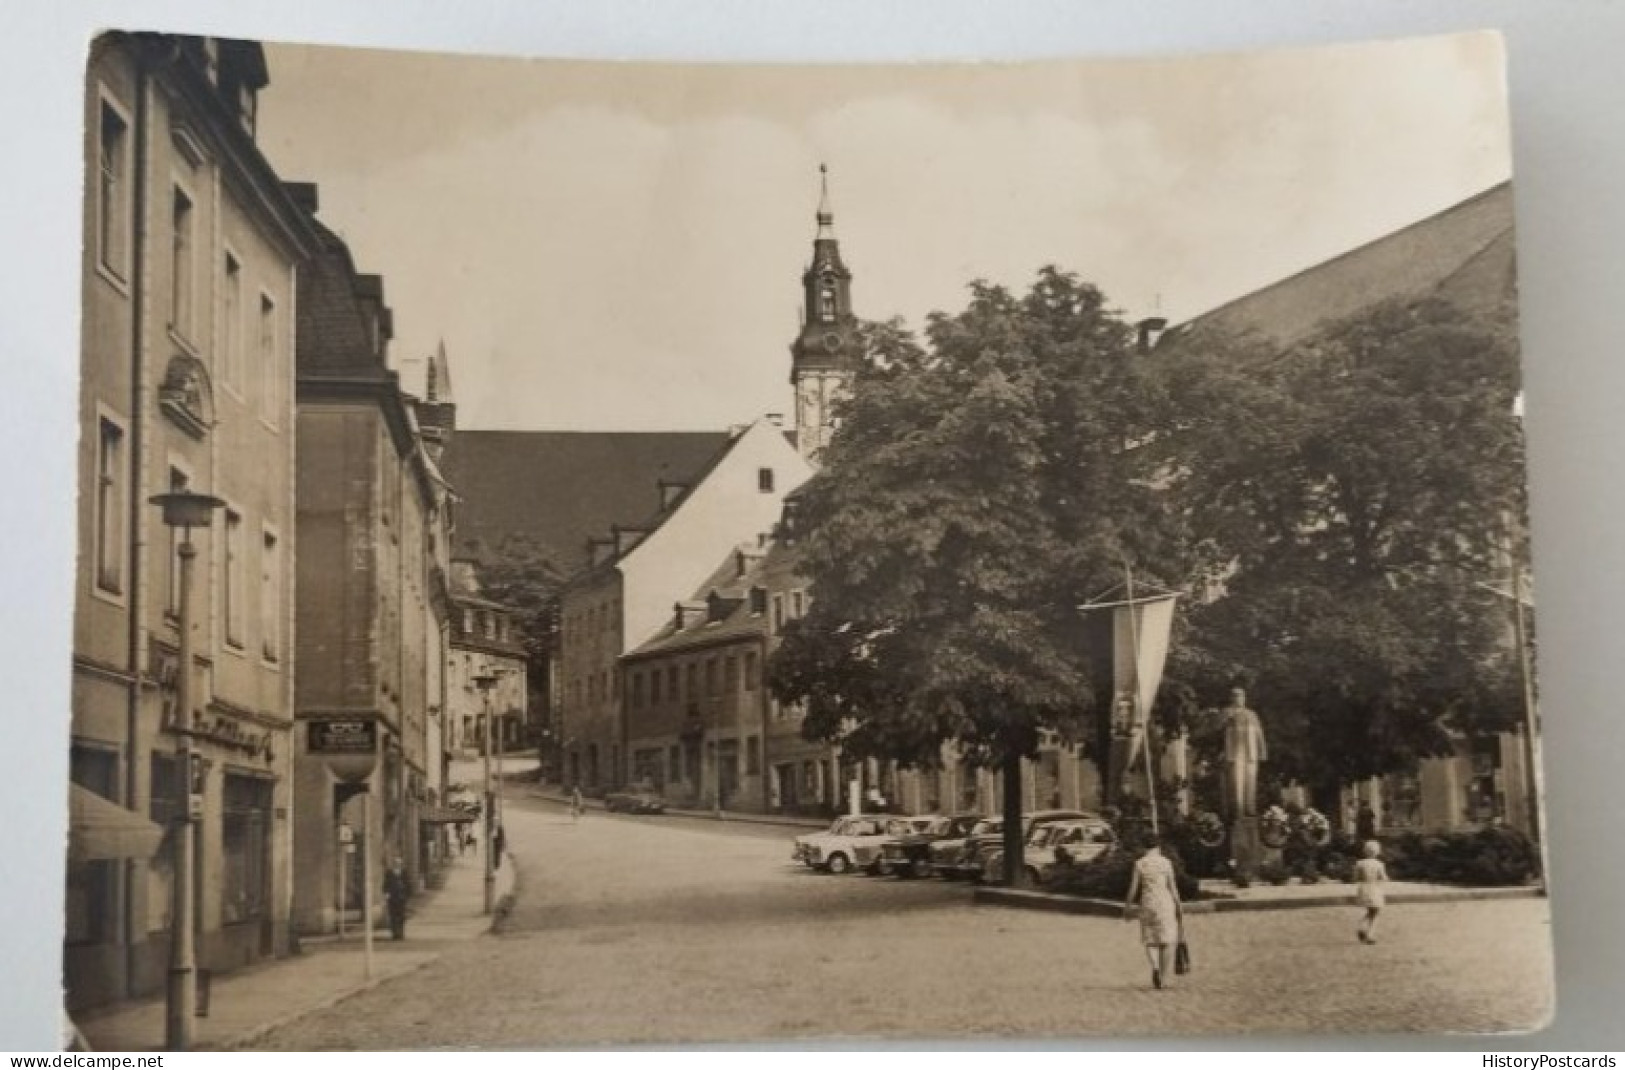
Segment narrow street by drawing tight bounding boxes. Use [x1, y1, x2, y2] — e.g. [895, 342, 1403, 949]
[250, 792, 1554, 1048]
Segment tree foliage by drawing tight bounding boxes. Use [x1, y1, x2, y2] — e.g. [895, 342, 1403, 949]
[770, 268, 1171, 776]
[1158, 297, 1529, 789]
[462, 532, 572, 743]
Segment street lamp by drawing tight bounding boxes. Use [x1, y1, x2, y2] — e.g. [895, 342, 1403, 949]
[472, 671, 503, 914]
[150, 490, 224, 1052]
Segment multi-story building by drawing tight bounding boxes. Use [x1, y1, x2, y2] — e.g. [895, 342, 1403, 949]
[288, 189, 454, 932]
[558, 418, 814, 793]
[68, 34, 315, 1010]
[445, 560, 529, 757]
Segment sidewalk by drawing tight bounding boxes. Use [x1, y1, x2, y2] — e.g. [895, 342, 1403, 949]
[78, 850, 517, 1053]
[527, 784, 831, 830]
[975, 877, 1544, 917]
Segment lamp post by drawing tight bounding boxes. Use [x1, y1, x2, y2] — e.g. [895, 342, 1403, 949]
[151, 490, 224, 1052]
[472, 671, 500, 914]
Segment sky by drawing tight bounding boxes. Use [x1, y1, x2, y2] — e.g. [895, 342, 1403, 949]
[256, 32, 1511, 432]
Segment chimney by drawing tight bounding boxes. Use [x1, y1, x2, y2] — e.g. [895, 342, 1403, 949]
[284, 181, 319, 214]
[658, 481, 688, 510]
[587, 537, 616, 568]
[673, 600, 707, 630]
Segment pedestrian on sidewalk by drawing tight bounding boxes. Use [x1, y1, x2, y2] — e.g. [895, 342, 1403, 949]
[1353, 840, 1389, 944]
[1122, 834, 1182, 990]
[384, 857, 410, 940]
[570, 785, 584, 821]
[494, 824, 507, 869]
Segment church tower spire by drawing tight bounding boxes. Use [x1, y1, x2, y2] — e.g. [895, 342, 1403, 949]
[790, 164, 858, 464]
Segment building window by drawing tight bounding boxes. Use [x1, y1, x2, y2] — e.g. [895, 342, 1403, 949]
[258, 294, 279, 426]
[221, 253, 242, 391]
[171, 186, 195, 337]
[630, 671, 644, 709]
[223, 508, 244, 648]
[668, 745, 681, 784]
[685, 663, 697, 702]
[771, 595, 784, 635]
[745, 651, 760, 691]
[705, 658, 719, 696]
[667, 666, 679, 703]
[791, 590, 805, 620]
[746, 735, 761, 776]
[261, 528, 281, 662]
[222, 774, 272, 925]
[97, 100, 130, 278]
[649, 668, 662, 705]
[725, 655, 738, 692]
[94, 416, 127, 595]
[758, 467, 775, 493]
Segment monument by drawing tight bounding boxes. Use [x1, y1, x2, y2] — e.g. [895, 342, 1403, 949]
[1220, 687, 1268, 880]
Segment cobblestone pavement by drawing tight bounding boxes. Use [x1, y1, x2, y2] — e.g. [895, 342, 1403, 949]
[251, 797, 1554, 1048]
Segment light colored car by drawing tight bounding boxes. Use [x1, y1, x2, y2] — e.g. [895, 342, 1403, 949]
[980, 816, 1117, 885]
[792, 815, 928, 875]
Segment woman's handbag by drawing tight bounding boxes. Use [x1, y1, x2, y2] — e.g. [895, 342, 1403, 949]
[1175, 938, 1192, 975]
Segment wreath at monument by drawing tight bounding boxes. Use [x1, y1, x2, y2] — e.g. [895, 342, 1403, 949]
[1193, 810, 1227, 848]
[1297, 807, 1332, 847]
[1259, 804, 1292, 849]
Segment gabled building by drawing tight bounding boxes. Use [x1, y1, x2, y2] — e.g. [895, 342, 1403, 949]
[69, 33, 316, 1010]
[445, 559, 529, 758]
[558, 418, 815, 792]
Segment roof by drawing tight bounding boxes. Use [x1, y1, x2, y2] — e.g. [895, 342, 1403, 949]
[440, 430, 731, 572]
[1159, 181, 1516, 355]
[623, 540, 773, 659]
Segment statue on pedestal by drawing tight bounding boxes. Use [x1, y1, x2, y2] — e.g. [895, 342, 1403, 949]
[1220, 687, 1268, 819]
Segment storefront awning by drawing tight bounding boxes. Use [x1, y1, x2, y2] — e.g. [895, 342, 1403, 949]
[68, 784, 165, 863]
[420, 807, 475, 825]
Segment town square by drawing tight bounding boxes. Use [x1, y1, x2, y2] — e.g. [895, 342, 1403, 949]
[54, 24, 1557, 1051]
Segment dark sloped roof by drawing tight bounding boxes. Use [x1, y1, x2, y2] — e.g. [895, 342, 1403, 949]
[1162, 181, 1515, 354]
[440, 430, 730, 572]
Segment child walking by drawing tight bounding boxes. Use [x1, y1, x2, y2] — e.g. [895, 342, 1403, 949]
[1353, 840, 1388, 943]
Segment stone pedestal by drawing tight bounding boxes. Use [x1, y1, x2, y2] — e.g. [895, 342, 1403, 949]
[1230, 817, 1261, 882]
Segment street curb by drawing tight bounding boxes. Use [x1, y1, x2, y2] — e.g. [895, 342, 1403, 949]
[974, 883, 1545, 916]
[217, 954, 440, 1052]
[526, 788, 830, 831]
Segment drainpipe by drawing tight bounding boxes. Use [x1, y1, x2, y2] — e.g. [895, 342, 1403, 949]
[122, 37, 160, 1000]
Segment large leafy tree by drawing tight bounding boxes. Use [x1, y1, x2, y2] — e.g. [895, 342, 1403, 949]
[1159, 297, 1528, 796]
[769, 268, 1173, 884]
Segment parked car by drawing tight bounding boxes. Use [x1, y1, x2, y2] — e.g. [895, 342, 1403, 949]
[879, 813, 984, 878]
[929, 816, 1004, 879]
[979, 815, 1117, 885]
[792, 815, 925, 875]
[603, 789, 667, 814]
[953, 809, 1093, 882]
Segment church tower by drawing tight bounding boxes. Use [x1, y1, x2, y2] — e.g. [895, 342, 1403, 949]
[789, 165, 859, 463]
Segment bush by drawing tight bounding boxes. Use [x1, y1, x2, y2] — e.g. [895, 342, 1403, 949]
[1046, 848, 1202, 901]
[1333, 827, 1540, 886]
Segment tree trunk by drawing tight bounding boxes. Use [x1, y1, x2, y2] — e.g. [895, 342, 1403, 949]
[1001, 753, 1025, 887]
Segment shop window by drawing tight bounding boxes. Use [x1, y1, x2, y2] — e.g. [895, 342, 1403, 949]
[66, 746, 119, 946]
[222, 774, 271, 925]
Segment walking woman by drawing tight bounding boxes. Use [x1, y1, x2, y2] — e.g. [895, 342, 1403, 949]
[1122, 835, 1183, 989]
[1353, 840, 1389, 943]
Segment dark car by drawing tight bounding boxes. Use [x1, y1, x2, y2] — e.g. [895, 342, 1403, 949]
[956, 809, 1092, 882]
[603, 789, 666, 814]
[879, 813, 984, 878]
